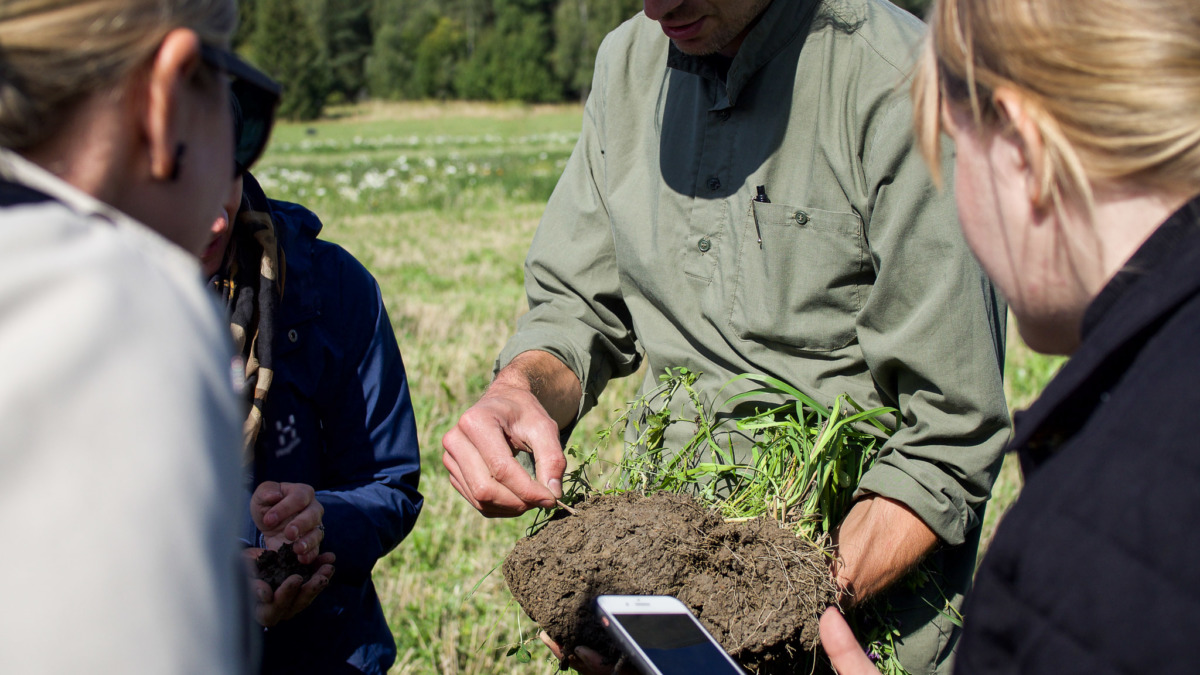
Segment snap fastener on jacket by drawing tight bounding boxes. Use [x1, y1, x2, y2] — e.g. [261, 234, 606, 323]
[697, 237, 712, 253]
[794, 210, 809, 225]
[288, 329, 299, 343]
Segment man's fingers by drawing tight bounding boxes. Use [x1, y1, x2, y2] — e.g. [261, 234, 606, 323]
[536, 633, 617, 675]
[538, 631, 565, 661]
[514, 414, 567, 499]
[819, 606, 876, 675]
[444, 420, 553, 514]
[572, 645, 617, 674]
[443, 457, 480, 508]
[460, 410, 557, 506]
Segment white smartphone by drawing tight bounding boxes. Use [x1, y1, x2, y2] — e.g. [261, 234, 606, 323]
[594, 595, 747, 675]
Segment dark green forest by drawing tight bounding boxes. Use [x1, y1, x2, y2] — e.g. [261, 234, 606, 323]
[235, 0, 934, 120]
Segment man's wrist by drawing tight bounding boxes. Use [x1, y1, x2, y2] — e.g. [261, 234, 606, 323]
[830, 552, 859, 608]
[831, 495, 940, 604]
[492, 351, 582, 429]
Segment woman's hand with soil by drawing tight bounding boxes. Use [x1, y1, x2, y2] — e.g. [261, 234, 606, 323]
[244, 548, 336, 627]
[442, 351, 582, 517]
[251, 481, 326, 564]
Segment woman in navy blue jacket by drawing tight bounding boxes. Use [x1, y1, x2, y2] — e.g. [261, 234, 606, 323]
[205, 168, 423, 674]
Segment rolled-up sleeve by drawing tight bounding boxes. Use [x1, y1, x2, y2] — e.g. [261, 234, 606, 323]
[853, 92, 1011, 546]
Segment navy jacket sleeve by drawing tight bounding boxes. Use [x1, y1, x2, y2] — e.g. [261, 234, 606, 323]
[314, 246, 423, 582]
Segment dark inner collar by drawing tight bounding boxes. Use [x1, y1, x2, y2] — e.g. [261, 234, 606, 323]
[1082, 194, 1200, 339]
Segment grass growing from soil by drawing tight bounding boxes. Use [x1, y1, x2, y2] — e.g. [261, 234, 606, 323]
[253, 101, 1066, 674]
[557, 368, 895, 544]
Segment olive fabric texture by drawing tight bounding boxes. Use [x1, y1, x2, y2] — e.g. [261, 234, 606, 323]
[497, 1, 1011, 672]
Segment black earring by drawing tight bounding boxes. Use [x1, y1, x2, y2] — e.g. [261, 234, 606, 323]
[169, 143, 187, 182]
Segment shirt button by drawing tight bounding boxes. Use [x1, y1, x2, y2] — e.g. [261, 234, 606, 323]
[697, 237, 712, 253]
[716, 109, 731, 122]
[794, 210, 809, 225]
[288, 329, 299, 343]
[707, 176, 721, 191]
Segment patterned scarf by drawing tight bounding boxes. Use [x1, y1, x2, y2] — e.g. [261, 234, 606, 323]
[212, 172, 285, 467]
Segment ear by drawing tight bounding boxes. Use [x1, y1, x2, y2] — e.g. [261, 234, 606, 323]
[992, 87, 1048, 206]
[144, 28, 203, 182]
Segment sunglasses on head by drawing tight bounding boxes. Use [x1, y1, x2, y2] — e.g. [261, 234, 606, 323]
[199, 44, 282, 176]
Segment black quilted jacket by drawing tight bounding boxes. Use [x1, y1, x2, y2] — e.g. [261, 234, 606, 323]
[956, 194, 1200, 675]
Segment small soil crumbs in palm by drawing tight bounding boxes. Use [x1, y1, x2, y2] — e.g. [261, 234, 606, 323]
[503, 492, 838, 674]
[256, 545, 317, 590]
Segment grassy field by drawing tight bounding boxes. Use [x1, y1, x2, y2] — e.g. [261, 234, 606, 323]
[254, 101, 1065, 674]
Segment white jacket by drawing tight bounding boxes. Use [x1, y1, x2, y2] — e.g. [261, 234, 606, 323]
[0, 149, 249, 674]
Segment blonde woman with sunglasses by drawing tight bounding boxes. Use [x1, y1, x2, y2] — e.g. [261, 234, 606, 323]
[0, 1, 280, 672]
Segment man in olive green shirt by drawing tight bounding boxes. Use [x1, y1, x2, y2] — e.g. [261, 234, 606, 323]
[443, 0, 1010, 673]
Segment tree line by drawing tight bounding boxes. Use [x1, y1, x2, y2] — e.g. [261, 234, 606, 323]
[236, 0, 933, 120]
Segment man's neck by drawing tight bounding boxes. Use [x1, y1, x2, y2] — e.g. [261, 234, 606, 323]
[718, 2, 771, 57]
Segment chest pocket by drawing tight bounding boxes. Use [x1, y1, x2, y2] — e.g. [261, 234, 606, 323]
[728, 201, 868, 352]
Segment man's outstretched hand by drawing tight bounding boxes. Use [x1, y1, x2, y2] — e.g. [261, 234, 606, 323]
[442, 351, 582, 517]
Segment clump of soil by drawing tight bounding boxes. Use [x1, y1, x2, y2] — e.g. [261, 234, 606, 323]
[503, 492, 838, 673]
[255, 545, 317, 590]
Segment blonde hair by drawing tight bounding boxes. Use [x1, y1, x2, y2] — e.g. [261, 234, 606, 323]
[0, 0, 236, 150]
[913, 0, 1200, 214]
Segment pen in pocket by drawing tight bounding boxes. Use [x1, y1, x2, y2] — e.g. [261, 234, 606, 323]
[752, 185, 769, 248]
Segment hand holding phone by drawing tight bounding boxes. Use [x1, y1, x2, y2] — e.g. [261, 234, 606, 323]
[594, 595, 747, 675]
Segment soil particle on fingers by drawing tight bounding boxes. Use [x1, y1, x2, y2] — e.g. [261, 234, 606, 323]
[503, 492, 838, 673]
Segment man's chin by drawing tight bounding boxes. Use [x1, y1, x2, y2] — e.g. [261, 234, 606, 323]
[669, 37, 723, 56]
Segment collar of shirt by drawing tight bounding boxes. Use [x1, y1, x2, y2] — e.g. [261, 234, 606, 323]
[0, 146, 206, 271]
[0, 147, 130, 226]
[665, 0, 823, 106]
[1012, 193, 1200, 470]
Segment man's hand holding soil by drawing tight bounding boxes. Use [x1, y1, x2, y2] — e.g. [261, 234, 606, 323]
[539, 632, 637, 675]
[831, 495, 939, 605]
[442, 350, 582, 517]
